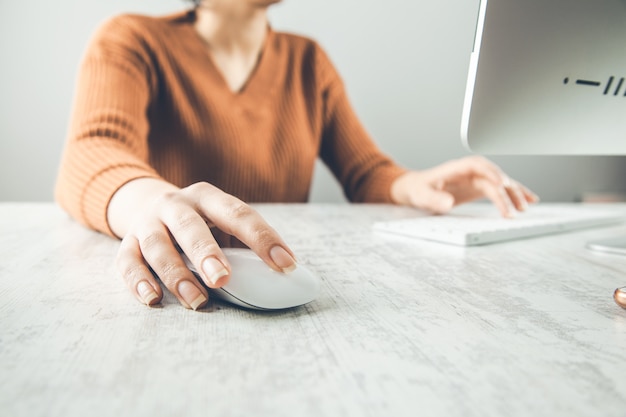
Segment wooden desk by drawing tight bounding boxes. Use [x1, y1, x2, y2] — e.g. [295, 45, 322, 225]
[1, 203, 625, 417]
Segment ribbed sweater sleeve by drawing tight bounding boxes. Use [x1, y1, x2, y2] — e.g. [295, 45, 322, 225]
[55, 16, 161, 236]
[315, 48, 407, 203]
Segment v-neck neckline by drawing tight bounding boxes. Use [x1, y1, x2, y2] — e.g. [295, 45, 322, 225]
[182, 10, 278, 101]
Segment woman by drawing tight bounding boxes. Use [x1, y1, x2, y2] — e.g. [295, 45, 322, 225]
[55, 0, 538, 310]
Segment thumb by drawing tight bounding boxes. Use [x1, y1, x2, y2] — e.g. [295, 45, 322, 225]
[410, 188, 455, 214]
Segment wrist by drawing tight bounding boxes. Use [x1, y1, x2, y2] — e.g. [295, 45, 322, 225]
[390, 171, 418, 206]
[107, 177, 179, 238]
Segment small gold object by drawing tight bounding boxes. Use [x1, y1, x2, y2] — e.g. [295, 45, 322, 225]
[614, 287, 626, 309]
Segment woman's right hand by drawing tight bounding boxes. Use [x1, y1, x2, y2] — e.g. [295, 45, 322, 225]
[109, 179, 297, 310]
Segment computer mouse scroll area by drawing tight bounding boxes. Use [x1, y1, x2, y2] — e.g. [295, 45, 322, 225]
[183, 248, 320, 310]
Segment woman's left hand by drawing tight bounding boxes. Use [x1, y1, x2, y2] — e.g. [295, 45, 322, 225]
[390, 156, 539, 217]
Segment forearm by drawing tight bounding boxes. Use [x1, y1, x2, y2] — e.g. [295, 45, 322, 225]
[107, 177, 179, 239]
[318, 69, 406, 203]
[56, 15, 159, 236]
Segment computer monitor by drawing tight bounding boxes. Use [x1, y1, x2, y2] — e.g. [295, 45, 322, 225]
[461, 0, 626, 253]
[461, 0, 626, 155]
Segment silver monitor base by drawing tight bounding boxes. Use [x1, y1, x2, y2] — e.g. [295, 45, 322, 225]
[586, 236, 626, 256]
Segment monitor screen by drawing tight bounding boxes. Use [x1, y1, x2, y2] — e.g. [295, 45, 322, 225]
[461, 0, 626, 155]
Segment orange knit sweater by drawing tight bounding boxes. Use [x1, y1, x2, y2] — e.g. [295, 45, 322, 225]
[55, 10, 406, 237]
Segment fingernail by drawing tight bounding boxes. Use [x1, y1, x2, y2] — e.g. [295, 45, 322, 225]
[270, 246, 297, 273]
[520, 199, 529, 211]
[137, 281, 159, 306]
[177, 280, 207, 310]
[202, 256, 229, 285]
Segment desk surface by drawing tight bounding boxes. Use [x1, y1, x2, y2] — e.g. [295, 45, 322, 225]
[1, 202, 626, 417]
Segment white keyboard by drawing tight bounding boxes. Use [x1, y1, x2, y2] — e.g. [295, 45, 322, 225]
[372, 204, 625, 246]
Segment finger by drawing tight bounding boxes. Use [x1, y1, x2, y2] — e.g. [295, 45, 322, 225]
[473, 177, 515, 218]
[117, 235, 163, 307]
[503, 177, 540, 210]
[187, 183, 297, 273]
[519, 182, 540, 203]
[136, 221, 209, 310]
[503, 178, 529, 212]
[155, 193, 231, 289]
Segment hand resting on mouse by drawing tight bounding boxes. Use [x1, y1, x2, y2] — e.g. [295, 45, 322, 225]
[183, 249, 320, 310]
[111, 179, 298, 310]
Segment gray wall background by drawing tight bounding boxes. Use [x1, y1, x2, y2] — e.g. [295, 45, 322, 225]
[1, 0, 624, 203]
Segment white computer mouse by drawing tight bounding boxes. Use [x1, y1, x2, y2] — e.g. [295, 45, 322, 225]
[182, 248, 320, 310]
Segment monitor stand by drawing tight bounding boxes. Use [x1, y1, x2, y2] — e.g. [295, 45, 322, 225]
[587, 236, 626, 308]
[586, 236, 626, 255]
